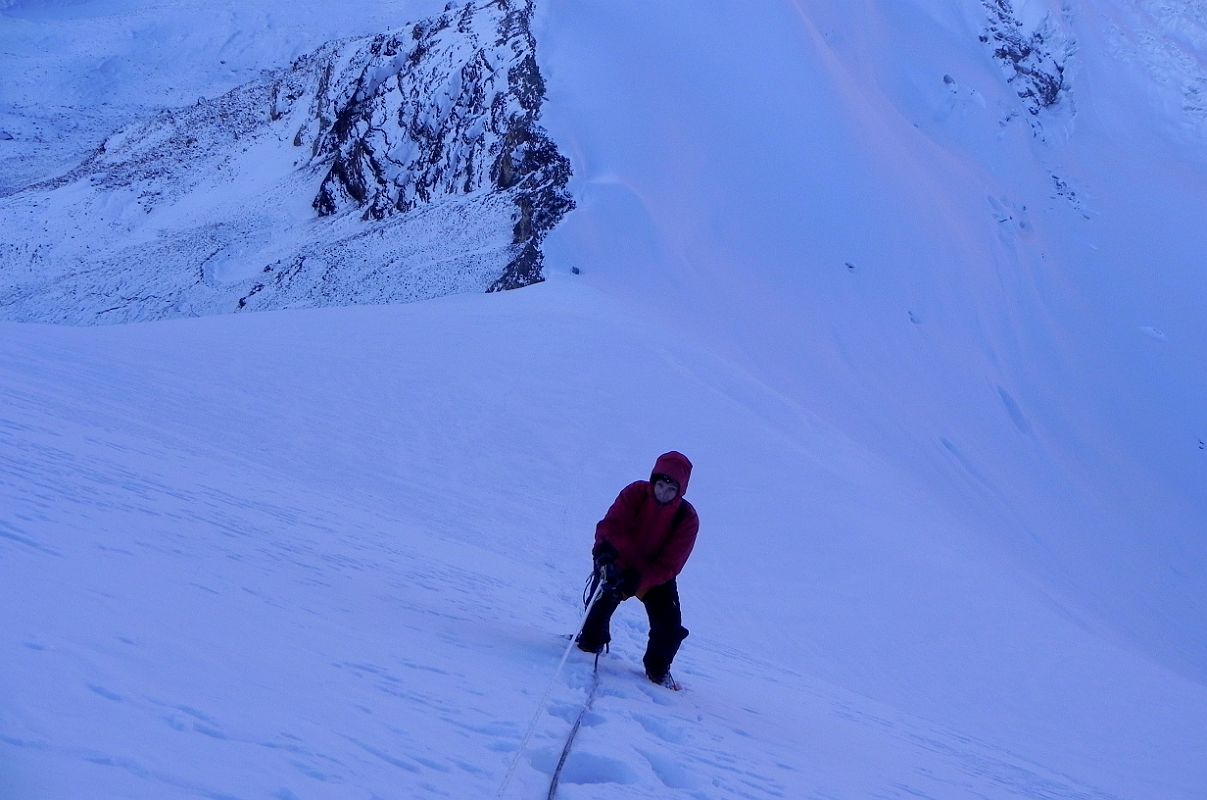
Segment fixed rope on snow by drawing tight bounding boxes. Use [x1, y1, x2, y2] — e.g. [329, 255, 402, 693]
[546, 651, 600, 800]
[495, 572, 604, 798]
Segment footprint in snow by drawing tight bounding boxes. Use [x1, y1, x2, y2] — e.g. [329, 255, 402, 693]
[633, 711, 687, 744]
[554, 750, 641, 786]
[637, 747, 703, 791]
[86, 683, 124, 702]
[547, 700, 604, 726]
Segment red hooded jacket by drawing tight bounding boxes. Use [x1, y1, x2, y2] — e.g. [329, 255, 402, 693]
[594, 451, 699, 597]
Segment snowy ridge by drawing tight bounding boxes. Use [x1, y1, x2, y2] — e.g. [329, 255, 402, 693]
[308, 0, 572, 290]
[0, 0, 571, 324]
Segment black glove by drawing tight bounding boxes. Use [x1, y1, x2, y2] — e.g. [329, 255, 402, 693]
[593, 541, 618, 573]
[591, 542, 638, 598]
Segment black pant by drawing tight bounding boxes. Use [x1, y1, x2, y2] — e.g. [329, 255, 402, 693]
[578, 579, 689, 678]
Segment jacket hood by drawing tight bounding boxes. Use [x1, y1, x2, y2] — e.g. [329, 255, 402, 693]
[651, 451, 693, 496]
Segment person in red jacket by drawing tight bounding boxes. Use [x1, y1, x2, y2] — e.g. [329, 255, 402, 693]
[576, 451, 699, 686]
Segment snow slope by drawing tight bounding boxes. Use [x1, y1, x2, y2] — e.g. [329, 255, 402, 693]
[537, 0, 1207, 698]
[5, 285, 1201, 799]
[3, 0, 1207, 798]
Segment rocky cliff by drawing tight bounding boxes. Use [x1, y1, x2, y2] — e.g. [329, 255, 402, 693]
[0, 0, 572, 323]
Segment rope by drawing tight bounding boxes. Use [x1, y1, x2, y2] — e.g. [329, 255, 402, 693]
[583, 568, 600, 609]
[546, 653, 600, 800]
[495, 578, 604, 798]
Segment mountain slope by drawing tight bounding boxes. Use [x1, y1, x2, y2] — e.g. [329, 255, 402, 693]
[1, 0, 1205, 798]
[0, 0, 571, 323]
[537, 0, 1207, 683]
[4, 285, 1200, 799]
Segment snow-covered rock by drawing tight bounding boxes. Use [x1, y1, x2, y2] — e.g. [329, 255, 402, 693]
[0, 0, 571, 324]
[979, 0, 1075, 128]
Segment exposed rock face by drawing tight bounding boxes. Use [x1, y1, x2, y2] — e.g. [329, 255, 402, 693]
[304, 0, 572, 290]
[0, 0, 572, 324]
[979, 0, 1073, 121]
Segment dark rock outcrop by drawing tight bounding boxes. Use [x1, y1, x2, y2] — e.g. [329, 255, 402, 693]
[979, 0, 1071, 119]
[305, 0, 573, 291]
[0, 0, 572, 324]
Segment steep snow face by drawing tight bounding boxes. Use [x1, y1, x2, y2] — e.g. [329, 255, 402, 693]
[535, 0, 1207, 731]
[0, 0, 571, 323]
[1092, 0, 1207, 152]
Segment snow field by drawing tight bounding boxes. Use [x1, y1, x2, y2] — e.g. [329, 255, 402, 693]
[4, 282, 1201, 798]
